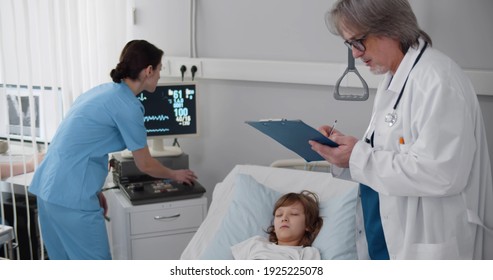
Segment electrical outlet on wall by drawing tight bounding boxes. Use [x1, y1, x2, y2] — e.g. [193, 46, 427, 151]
[167, 57, 202, 80]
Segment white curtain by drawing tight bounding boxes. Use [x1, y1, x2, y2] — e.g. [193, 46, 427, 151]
[0, 0, 128, 259]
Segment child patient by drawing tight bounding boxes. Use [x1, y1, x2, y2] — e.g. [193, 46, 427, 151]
[231, 190, 323, 260]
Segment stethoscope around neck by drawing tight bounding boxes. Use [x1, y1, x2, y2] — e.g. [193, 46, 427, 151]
[384, 42, 428, 127]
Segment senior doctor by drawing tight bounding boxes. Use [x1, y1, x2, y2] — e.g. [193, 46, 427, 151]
[310, 0, 493, 259]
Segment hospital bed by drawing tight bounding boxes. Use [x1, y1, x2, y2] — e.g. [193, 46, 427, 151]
[181, 162, 359, 260]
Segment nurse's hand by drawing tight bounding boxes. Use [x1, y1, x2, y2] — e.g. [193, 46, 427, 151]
[172, 169, 198, 185]
[309, 134, 358, 168]
[98, 192, 108, 217]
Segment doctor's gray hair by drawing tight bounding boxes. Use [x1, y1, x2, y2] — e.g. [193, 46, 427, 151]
[326, 0, 432, 53]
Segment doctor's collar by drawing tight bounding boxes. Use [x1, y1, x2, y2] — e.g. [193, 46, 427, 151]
[386, 38, 427, 94]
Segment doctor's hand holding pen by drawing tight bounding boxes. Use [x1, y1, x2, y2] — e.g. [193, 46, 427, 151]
[309, 122, 358, 168]
[318, 121, 341, 138]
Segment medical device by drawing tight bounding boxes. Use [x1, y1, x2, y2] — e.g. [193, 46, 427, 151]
[121, 83, 198, 158]
[115, 178, 205, 205]
[110, 152, 205, 205]
[334, 49, 369, 101]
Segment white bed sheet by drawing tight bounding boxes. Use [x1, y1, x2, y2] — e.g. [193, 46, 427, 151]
[181, 164, 359, 260]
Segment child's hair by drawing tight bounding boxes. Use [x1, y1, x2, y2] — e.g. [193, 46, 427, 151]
[267, 190, 323, 247]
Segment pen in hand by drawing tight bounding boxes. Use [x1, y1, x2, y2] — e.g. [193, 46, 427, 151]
[328, 120, 338, 137]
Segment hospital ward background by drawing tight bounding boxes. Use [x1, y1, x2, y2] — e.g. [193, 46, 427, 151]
[1, 0, 493, 273]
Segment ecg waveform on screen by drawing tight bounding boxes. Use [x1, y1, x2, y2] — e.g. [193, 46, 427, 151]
[144, 114, 170, 122]
[147, 128, 170, 133]
[138, 85, 196, 137]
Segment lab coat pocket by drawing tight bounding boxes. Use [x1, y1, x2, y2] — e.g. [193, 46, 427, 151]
[405, 237, 460, 260]
[399, 143, 411, 154]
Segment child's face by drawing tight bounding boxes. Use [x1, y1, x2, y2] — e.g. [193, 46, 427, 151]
[273, 201, 307, 246]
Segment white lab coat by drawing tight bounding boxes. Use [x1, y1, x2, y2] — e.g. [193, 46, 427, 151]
[347, 39, 493, 259]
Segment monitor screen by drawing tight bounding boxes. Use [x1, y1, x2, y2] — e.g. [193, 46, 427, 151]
[137, 83, 197, 156]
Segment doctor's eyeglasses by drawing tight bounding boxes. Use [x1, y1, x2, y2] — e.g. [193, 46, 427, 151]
[344, 34, 368, 52]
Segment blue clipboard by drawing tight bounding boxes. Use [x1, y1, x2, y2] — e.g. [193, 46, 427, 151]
[246, 119, 339, 162]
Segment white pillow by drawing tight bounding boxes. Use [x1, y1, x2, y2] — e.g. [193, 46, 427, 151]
[313, 185, 358, 259]
[200, 173, 357, 259]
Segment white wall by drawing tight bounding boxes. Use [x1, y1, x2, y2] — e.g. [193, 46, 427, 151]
[133, 0, 493, 204]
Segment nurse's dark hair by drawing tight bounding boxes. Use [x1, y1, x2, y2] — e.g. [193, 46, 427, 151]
[110, 40, 164, 83]
[326, 0, 432, 53]
[266, 190, 323, 247]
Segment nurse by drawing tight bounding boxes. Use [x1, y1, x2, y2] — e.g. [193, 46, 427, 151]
[310, 0, 493, 259]
[29, 40, 197, 260]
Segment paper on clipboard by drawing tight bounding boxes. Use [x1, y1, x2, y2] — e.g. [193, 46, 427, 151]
[246, 119, 339, 162]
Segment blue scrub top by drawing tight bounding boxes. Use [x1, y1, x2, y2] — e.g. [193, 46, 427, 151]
[29, 82, 147, 210]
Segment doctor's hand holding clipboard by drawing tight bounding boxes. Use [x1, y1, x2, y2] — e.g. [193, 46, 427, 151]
[309, 122, 358, 169]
